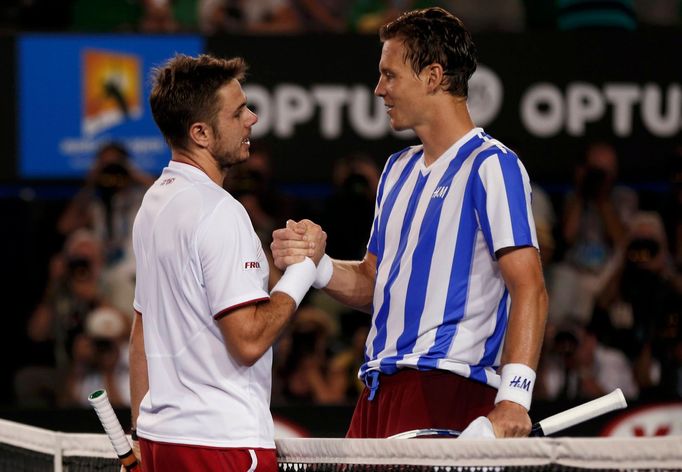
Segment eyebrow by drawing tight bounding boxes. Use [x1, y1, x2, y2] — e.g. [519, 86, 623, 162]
[233, 100, 247, 114]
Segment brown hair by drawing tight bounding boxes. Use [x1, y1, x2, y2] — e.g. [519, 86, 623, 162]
[380, 7, 477, 97]
[149, 54, 247, 149]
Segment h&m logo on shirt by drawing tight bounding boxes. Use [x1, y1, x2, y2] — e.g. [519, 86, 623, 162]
[244, 261, 261, 269]
[432, 186, 449, 199]
[509, 376, 532, 391]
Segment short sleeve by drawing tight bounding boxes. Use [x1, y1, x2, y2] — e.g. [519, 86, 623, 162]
[196, 199, 269, 318]
[473, 152, 538, 257]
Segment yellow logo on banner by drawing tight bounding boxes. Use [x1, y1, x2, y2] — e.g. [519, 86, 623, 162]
[82, 49, 142, 136]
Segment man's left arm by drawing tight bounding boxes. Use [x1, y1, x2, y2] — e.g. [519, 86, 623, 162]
[488, 246, 548, 437]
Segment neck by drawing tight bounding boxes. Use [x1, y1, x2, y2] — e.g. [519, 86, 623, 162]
[415, 96, 475, 166]
[172, 149, 225, 186]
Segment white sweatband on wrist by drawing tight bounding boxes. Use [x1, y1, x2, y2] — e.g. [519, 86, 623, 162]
[271, 257, 316, 308]
[494, 363, 536, 411]
[312, 254, 333, 289]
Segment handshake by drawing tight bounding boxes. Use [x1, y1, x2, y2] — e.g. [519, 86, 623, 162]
[271, 219, 327, 271]
[269, 219, 334, 308]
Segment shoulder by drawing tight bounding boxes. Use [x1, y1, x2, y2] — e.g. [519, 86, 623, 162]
[383, 145, 423, 175]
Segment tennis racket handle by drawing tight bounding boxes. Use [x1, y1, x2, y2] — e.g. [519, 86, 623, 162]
[88, 389, 140, 470]
[532, 388, 627, 436]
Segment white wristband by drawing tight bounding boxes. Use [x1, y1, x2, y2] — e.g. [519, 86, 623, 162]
[312, 254, 333, 289]
[494, 363, 536, 411]
[271, 257, 316, 308]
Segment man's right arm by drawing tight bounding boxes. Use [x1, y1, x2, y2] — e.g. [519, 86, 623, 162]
[217, 291, 299, 366]
[271, 221, 377, 313]
[129, 311, 148, 432]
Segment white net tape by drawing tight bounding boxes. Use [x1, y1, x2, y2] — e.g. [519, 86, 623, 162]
[275, 437, 682, 469]
[1, 418, 681, 471]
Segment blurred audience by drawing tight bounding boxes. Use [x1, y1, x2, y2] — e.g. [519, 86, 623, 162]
[321, 153, 380, 260]
[548, 142, 637, 326]
[64, 306, 131, 407]
[15, 230, 130, 407]
[273, 305, 341, 404]
[592, 211, 682, 399]
[58, 141, 152, 268]
[537, 324, 639, 401]
[57, 142, 152, 319]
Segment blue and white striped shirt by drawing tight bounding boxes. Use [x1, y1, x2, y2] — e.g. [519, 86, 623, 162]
[362, 128, 538, 389]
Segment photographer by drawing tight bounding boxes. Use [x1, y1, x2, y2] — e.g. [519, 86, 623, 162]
[58, 141, 154, 267]
[593, 211, 682, 399]
[563, 142, 637, 273]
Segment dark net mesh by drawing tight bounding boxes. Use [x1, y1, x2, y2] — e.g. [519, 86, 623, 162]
[0, 442, 53, 472]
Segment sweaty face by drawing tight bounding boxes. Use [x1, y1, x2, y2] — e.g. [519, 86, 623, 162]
[209, 80, 258, 169]
[374, 39, 428, 132]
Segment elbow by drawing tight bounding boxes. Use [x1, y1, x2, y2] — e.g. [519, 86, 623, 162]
[230, 343, 267, 367]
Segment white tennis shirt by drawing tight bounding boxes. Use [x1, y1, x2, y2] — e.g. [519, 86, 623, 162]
[362, 128, 538, 388]
[132, 161, 273, 448]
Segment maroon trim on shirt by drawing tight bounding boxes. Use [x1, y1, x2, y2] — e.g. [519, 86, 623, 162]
[213, 297, 269, 320]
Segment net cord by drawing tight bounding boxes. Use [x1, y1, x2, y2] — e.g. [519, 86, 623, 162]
[275, 437, 682, 469]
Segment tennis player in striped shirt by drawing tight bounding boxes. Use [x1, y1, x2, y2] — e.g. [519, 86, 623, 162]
[272, 7, 548, 438]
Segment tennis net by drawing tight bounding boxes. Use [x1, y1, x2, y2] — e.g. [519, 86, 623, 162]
[1, 418, 681, 471]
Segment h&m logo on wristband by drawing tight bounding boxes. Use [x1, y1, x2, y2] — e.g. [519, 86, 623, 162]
[509, 376, 532, 391]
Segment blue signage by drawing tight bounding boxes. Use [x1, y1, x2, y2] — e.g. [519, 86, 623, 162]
[19, 35, 203, 178]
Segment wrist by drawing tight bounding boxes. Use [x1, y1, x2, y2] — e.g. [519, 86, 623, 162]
[271, 257, 316, 308]
[495, 363, 536, 411]
[313, 254, 333, 289]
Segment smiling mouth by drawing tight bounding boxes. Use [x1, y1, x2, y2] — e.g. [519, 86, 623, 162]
[241, 138, 250, 145]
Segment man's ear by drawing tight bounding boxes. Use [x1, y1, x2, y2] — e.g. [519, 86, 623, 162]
[188, 122, 212, 148]
[423, 63, 445, 94]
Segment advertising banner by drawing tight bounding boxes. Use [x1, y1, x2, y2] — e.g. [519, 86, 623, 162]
[207, 32, 682, 184]
[18, 35, 203, 178]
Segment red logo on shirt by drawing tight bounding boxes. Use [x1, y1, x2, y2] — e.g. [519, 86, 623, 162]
[244, 261, 261, 269]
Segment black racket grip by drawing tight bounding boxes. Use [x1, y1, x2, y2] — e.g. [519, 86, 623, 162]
[529, 423, 545, 437]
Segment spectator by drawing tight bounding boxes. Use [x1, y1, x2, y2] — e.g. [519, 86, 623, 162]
[593, 211, 681, 398]
[200, 0, 299, 33]
[63, 306, 131, 407]
[538, 325, 638, 401]
[273, 305, 339, 404]
[321, 153, 380, 260]
[15, 230, 116, 406]
[348, 0, 407, 33]
[549, 142, 637, 326]
[58, 141, 153, 268]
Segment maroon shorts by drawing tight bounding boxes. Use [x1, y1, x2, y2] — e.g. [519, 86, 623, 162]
[346, 368, 497, 438]
[139, 437, 277, 472]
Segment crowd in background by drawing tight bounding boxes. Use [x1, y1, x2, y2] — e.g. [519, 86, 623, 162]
[4, 0, 682, 409]
[1, 0, 681, 34]
[14, 137, 682, 409]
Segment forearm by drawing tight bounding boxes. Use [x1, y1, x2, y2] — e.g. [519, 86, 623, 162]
[323, 258, 375, 313]
[500, 283, 548, 370]
[129, 314, 148, 429]
[247, 292, 298, 358]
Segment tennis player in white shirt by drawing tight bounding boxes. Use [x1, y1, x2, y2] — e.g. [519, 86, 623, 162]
[128, 54, 325, 471]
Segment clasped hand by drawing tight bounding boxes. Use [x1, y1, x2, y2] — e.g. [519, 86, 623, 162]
[271, 219, 326, 269]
